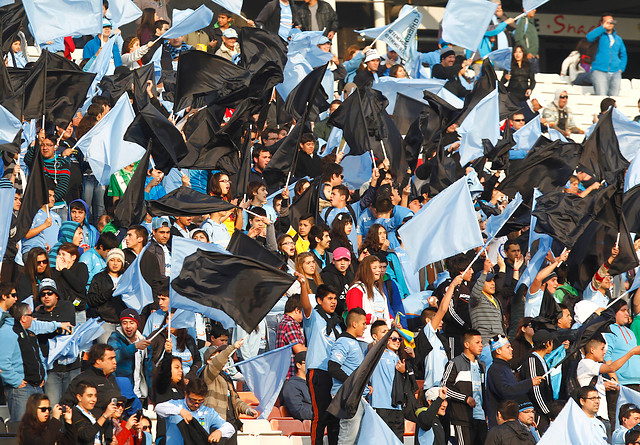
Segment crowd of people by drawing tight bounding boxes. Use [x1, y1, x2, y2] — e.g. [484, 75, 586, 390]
[1, 0, 640, 444]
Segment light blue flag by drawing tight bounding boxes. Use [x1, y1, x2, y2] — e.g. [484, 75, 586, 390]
[611, 108, 640, 162]
[372, 77, 464, 112]
[0, 186, 15, 263]
[150, 46, 163, 82]
[162, 5, 214, 40]
[457, 87, 499, 166]
[23, 0, 103, 43]
[375, 7, 421, 60]
[628, 270, 640, 294]
[357, 403, 403, 445]
[466, 169, 484, 200]
[616, 381, 640, 429]
[320, 126, 343, 157]
[341, 152, 373, 190]
[538, 398, 607, 444]
[235, 344, 294, 420]
[106, 0, 142, 28]
[114, 243, 154, 311]
[517, 189, 553, 291]
[487, 47, 512, 71]
[402, 290, 433, 318]
[441, 0, 498, 52]
[398, 175, 484, 272]
[47, 318, 105, 368]
[510, 115, 542, 159]
[210, 0, 243, 17]
[266, 178, 307, 207]
[82, 35, 118, 110]
[75, 95, 145, 185]
[169, 237, 235, 329]
[485, 192, 523, 241]
[624, 153, 640, 192]
[545, 345, 565, 399]
[0, 104, 21, 145]
[523, 0, 550, 13]
[547, 127, 568, 142]
[0, 0, 14, 6]
[275, 31, 333, 100]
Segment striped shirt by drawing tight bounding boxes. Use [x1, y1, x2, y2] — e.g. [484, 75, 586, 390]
[25, 147, 71, 203]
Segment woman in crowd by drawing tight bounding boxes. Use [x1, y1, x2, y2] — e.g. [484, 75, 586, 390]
[16, 247, 52, 300]
[389, 64, 408, 79]
[560, 39, 594, 86]
[168, 327, 202, 381]
[510, 316, 534, 372]
[48, 221, 83, 266]
[121, 36, 153, 69]
[136, 8, 157, 45]
[277, 234, 297, 274]
[86, 248, 127, 342]
[502, 45, 536, 102]
[329, 212, 358, 263]
[190, 228, 210, 243]
[346, 255, 391, 341]
[153, 339, 186, 445]
[17, 393, 75, 445]
[111, 399, 142, 445]
[296, 251, 323, 295]
[208, 171, 244, 232]
[5, 36, 27, 68]
[359, 223, 390, 258]
[51, 243, 89, 321]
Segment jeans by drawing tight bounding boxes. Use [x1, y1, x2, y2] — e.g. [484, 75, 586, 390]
[83, 174, 105, 225]
[44, 368, 80, 406]
[6, 384, 43, 421]
[573, 72, 593, 86]
[338, 399, 365, 445]
[591, 70, 622, 96]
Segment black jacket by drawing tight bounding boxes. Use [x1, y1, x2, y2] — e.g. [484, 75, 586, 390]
[354, 69, 375, 89]
[86, 270, 127, 324]
[321, 263, 355, 299]
[281, 375, 313, 421]
[60, 366, 122, 416]
[72, 406, 112, 445]
[19, 417, 76, 445]
[415, 397, 447, 445]
[484, 419, 536, 445]
[486, 357, 533, 429]
[297, 1, 338, 33]
[154, 352, 185, 438]
[52, 262, 89, 310]
[518, 352, 553, 417]
[255, 0, 299, 37]
[441, 353, 486, 426]
[33, 299, 80, 373]
[294, 151, 322, 178]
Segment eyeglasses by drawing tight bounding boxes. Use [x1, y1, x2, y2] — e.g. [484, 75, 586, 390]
[37, 406, 51, 413]
[219, 179, 230, 183]
[512, 119, 525, 122]
[142, 426, 151, 431]
[37, 260, 48, 265]
[8, 292, 17, 298]
[41, 291, 55, 296]
[559, 95, 568, 99]
[116, 402, 124, 408]
[187, 395, 204, 406]
[583, 396, 600, 401]
[281, 241, 295, 246]
[389, 337, 402, 342]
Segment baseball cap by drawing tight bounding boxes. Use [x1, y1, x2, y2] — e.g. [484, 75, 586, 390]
[152, 216, 170, 230]
[316, 35, 330, 45]
[38, 278, 58, 297]
[333, 247, 351, 261]
[103, 19, 113, 28]
[222, 28, 238, 39]
[532, 329, 554, 345]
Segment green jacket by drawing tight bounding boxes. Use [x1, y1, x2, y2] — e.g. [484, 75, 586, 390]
[514, 18, 539, 56]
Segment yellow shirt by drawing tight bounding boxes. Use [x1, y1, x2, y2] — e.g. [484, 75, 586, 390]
[287, 227, 310, 254]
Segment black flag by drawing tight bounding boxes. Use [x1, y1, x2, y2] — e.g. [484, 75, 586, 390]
[113, 147, 151, 229]
[227, 230, 285, 269]
[284, 63, 329, 122]
[171, 250, 296, 332]
[147, 186, 235, 217]
[289, 178, 322, 233]
[327, 329, 394, 419]
[14, 148, 49, 241]
[393, 93, 428, 135]
[238, 27, 288, 74]
[623, 184, 640, 234]
[177, 118, 237, 170]
[327, 91, 370, 157]
[262, 121, 306, 190]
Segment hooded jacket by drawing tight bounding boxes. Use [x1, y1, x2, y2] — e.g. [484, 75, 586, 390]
[484, 419, 536, 445]
[0, 317, 48, 388]
[86, 270, 127, 323]
[107, 327, 152, 398]
[586, 26, 627, 73]
[48, 220, 82, 267]
[67, 199, 99, 250]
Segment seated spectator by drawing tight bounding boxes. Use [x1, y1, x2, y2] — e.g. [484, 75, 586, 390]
[155, 378, 236, 445]
[16, 247, 52, 300]
[613, 403, 640, 445]
[282, 351, 313, 421]
[560, 39, 594, 86]
[111, 395, 142, 445]
[108, 309, 152, 400]
[541, 90, 584, 138]
[215, 28, 240, 61]
[71, 383, 118, 445]
[18, 393, 75, 445]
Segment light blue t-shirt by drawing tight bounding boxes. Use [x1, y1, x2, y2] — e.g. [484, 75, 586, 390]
[370, 349, 401, 410]
[525, 288, 543, 318]
[201, 219, 231, 249]
[278, 1, 293, 41]
[304, 309, 341, 371]
[171, 333, 194, 375]
[423, 323, 448, 390]
[612, 426, 628, 445]
[22, 208, 62, 256]
[470, 360, 485, 420]
[329, 334, 366, 395]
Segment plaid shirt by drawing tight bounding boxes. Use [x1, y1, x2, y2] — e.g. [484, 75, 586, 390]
[276, 314, 305, 379]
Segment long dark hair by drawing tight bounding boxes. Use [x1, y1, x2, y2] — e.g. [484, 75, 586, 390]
[137, 8, 156, 40]
[208, 172, 233, 201]
[173, 328, 190, 352]
[329, 212, 353, 250]
[511, 45, 530, 70]
[18, 393, 49, 442]
[359, 223, 385, 255]
[24, 247, 51, 299]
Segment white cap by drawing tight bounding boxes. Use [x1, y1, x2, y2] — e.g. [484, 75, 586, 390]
[364, 49, 380, 63]
[425, 387, 441, 402]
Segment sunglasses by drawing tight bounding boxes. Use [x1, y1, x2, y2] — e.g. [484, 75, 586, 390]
[37, 407, 51, 413]
[116, 402, 124, 408]
[142, 426, 151, 431]
[41, 291, 55, 296]
[559, 95, 568, 99]
[389, 337, 402, 342]
[37, 260, 48, 265]
[8, 292, 17, 298]
[513, 119, 525, 122]
[187, 396, 204, 406]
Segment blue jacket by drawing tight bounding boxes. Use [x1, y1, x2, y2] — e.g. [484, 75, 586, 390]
[586, 26, 627, 73]
[68, 199, 99, 249]
[108, 328, 153, 394]
[83, 35, 122, 67]
[80, 247, 106, 288]
[465, 22, 508, 59]
[0, 318, 47, 388]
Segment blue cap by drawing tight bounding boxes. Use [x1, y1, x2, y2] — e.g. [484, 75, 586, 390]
[316, 35, 330, 45]
[102, 19, 113, 28]
[151, 216, 170, 230]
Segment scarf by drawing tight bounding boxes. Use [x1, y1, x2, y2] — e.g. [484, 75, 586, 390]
[315, 306, 342, 338]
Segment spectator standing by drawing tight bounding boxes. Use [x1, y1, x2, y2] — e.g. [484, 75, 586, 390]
[254, 0, 299, 42]
[276, 295, 307, 379]
[603, 300, 640, 392]
[514, 8, 540, 73]
[297, 0, 338, 38]
[586, 14, 627, 96]
[71, 383, 118, 445]
[281, 351, 313, 421]
[502, 46, 536, 103]
[354, 50, 380, 89]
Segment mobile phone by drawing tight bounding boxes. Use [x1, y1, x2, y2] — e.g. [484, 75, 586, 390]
[111, 398, 117, 405]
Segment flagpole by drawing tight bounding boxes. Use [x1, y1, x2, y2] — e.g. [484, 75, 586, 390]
[285, 102, 310, 190]
[379, 140, 389, 160]
[369, 6, 417, 47]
